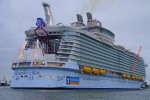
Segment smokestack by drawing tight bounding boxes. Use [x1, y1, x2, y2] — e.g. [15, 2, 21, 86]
[87, 12, 92, 20]
[42, 3, 55, 26]
[76, 14, 83, 22]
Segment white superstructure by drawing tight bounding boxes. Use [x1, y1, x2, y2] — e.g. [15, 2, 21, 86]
[10, 3, 147, 89]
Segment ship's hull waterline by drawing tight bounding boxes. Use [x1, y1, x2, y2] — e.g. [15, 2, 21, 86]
[10, 67, 143, 89]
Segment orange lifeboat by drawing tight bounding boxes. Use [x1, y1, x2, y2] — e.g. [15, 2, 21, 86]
[122, 74, 127, 78]
[126, 74, 131, 79]
[131, 76, 136, 80]
[82, 66, 91, 73]
[92, 68, 99, 74]
[140, 77, 143, 81]
[99, 69, 106, 75]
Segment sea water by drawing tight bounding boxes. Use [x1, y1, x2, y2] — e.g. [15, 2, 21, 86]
[0, 87, 150, 100]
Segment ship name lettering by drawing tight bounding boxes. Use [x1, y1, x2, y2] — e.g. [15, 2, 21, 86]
[15, 71, 39, 75]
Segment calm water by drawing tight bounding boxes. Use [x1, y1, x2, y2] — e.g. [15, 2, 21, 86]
[0, 87, 150, 100]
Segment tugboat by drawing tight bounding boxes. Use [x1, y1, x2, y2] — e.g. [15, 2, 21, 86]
[0, 76, 7, 86]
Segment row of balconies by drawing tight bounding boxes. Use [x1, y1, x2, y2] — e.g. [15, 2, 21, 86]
[67, 45, 145, 75]
[80, 33, 139, 60]
[57, 40, 144, 74]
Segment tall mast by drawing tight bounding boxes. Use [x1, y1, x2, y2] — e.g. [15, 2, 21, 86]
[42, 3, 55, 26]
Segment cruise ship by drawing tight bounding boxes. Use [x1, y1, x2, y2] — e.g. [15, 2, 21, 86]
[10, 3, 147, 89]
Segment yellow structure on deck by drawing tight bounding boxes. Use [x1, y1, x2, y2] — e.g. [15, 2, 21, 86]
[131, 76, 143, 81]
[122, 74, 127, 78]
[82, 66, 107, 75]
[92, 68, 99, 74]
[33, 62, 45, 65]
[137, 77, 141, 81]
[126, 74, 130, 78]
[140, 77, 143, 81]
[82, 66, 91, 73]
[122, 74, 130, 79]
[81, 66, 143, 81]
[135, 76, 138, 80]
[99, 69, 106, 75]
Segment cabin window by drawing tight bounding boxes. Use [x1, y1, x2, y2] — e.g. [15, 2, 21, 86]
[49, 32, 52, 34]
[18, 62, 31, 67]
[53, 32, 56, 34]
[33, 62, 45, 66]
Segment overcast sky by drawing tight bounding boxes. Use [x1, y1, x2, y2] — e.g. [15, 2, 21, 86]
[0, 0, 150, 84]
